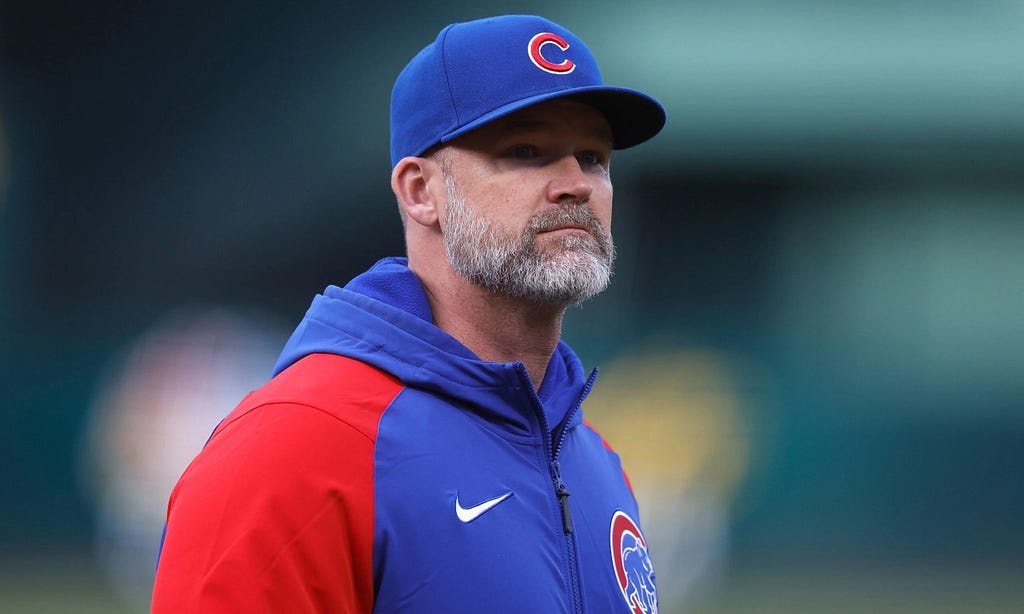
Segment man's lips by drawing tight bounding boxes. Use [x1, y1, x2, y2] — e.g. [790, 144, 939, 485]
[538, 225, 590, 235]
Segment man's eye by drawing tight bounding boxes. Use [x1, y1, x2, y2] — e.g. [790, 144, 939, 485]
[578, 151, 601, 165]
[511, 145, 538, 159]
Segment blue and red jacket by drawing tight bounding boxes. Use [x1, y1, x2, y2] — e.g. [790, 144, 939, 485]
[152, 257, 658, 613]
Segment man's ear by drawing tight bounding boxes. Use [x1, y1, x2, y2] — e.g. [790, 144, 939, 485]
[391, 156, 440, 227]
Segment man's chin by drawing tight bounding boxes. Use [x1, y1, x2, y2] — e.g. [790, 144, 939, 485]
[542, 247, 612, 272]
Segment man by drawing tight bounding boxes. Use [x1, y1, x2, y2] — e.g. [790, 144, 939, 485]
[152, 14, 665, 613]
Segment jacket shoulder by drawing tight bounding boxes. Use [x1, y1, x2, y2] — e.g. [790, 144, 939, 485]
[153, 354, 401, 612]
[219, 353, 405, 441]
[579, 419, 636, 495]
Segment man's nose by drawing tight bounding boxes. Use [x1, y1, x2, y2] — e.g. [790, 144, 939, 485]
[546, 156, 594, 204]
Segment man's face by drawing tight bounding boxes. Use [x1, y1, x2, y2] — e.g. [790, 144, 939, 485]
[437, 99, 616, 306]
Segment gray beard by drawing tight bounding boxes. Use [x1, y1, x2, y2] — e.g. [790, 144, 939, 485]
[442, 171, 615, 306]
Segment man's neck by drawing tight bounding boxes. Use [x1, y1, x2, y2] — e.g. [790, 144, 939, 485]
[417, 267, 565, 389]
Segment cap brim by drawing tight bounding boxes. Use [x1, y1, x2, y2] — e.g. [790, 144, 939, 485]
[439, 85, 666, 151]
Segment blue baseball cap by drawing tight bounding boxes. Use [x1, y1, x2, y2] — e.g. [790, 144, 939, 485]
[390, 14, 666, 167]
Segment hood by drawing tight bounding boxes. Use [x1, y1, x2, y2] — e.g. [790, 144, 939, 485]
[271, 257, 594, 433]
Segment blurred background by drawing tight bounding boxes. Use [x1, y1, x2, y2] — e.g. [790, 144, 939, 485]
[1, 1, 1022, 612]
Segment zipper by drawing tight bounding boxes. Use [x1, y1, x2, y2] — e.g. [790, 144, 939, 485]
[550, 460, 573, 534]
[516, 364, 599, 614]
[549, 367, 598, 534]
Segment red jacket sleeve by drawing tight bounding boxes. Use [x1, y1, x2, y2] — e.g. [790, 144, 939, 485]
[151, 355, 402, 613]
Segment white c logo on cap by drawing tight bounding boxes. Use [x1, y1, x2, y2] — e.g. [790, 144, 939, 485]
[528, 32, 576, 74]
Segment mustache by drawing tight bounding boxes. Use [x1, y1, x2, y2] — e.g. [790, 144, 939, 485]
[528, 203, 606, 236]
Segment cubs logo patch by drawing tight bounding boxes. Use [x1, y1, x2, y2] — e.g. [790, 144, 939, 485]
[610, 511, 657, 614]
[528, 32, 576, 74]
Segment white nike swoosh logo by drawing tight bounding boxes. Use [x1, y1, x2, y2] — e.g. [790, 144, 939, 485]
[455, 491, 514, 523]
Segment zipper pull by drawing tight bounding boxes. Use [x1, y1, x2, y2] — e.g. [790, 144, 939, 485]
[550, 460, 573, 534]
